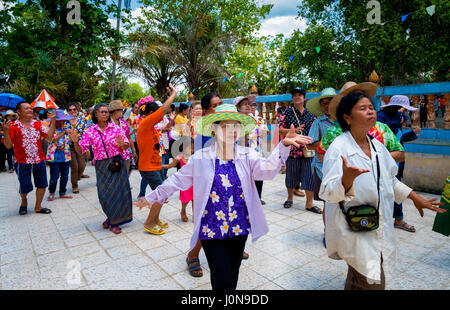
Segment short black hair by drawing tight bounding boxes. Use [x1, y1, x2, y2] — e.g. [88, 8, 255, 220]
[140, 102, 159, 116]
[179, 103, 189, 112]
[201, 93, 220, 111]
[336, 91, 371, 132]
[16, 101, 28, 111]
[91, 103, 111, 124]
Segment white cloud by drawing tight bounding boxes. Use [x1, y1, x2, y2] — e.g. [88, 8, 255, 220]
[257, 15, 306, 37]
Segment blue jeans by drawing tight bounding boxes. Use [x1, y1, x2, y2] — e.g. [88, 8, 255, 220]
[49, 161, 70, 196]
[16, 161, 48, 194]
[161, 152, 170, 180]
[393, 174, 403, 220]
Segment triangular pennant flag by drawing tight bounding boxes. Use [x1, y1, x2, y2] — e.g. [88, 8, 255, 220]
[426, 5, 435, 16]
[315, 46, 321, 53]
[289, 55, 294, 62]
[237, 72, 243, 78]
[302, 51, 306, 57]
[401, 14, 409, 22]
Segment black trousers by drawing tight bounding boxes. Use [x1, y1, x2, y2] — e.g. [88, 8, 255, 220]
[255, 180, 263, 199]
[201, 235, 248, 290]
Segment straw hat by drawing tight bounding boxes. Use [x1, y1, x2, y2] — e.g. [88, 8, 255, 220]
[194, 104, 256, 137]
[109, 100, 124, 112]
[380, 95, 418, 112]
[5, 110, 17, 117]
[306, 88, 337, 116]
[329, 82, 378, 118]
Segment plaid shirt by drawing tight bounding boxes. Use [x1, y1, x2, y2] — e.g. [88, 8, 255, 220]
[308, 115, 337, 179]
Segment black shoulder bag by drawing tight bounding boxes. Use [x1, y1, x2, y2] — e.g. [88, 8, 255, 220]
[97, 129, 123, 173]
[339, 136, 381, 232]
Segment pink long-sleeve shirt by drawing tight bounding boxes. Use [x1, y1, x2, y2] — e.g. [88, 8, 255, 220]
[145, 141, 291, 250]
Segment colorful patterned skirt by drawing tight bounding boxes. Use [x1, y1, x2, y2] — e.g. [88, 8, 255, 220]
[95, 157, 133, 227]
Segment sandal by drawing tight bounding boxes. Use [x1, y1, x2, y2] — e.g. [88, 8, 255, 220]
[19, 206, 27, 215]
[394, 221, 416, 233]
[80, 174, 90, 178]
[144, 225, 165, 235]
[306, 206, 323, 214]
[242, 251, 249, 260]
[180, 213, 188, 222]
[35, 208, 52, 214]
[102, 219, 110, 229]
[186, 257, 203, 278]
[59, 195, 73, 199]
[109, 226, 122, 234]
[283, 200, 293, 209]
[72, 188, 80, 194]
[157, 220, 169, 229]
[47, 194, 56, 201]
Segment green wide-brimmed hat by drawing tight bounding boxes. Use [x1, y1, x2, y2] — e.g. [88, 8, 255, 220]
[306, 88, 337, 116]
[194, 104, 256, 137]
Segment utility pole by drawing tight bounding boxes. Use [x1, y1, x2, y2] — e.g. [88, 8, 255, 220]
[110, 0, 122, 101]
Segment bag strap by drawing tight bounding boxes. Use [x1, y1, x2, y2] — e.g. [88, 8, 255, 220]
[368, 135, 381, 211]
[96, 129, 110, 159]
[339, 135, 381, 212]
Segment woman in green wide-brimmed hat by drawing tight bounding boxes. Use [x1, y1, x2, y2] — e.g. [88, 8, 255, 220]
[135, 103, 312, 290]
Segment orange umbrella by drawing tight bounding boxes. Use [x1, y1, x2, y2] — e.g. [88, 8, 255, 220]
[31, 89, 59, 109]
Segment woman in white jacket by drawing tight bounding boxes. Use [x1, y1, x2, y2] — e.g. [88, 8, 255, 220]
[320, 91, 445, 290]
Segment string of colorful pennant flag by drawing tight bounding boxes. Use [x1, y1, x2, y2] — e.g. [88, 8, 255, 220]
[178, 4, 438, 96]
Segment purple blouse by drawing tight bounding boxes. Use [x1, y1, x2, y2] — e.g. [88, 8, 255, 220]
[200, 158, 251, 240]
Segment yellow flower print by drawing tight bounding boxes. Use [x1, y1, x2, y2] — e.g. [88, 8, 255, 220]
[220, 221, 229, 236]
[207, 230, 216, 238]
[202, 225, 210, 236]
[215, 210, 226, 221]
[228, 196, 234, 209]
[228, 210, 238, 222]
[210, 191, 220, 203]
[202, 209, 208, 218]
[232, 225, 243, 236]
[220, 174, 232, 191]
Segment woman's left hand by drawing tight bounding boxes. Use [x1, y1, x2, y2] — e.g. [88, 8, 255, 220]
[133, 198, 151, 211]
[409, 191, 446, 217]
[282, 124, 312, 147]
[116, 135, 126, 148]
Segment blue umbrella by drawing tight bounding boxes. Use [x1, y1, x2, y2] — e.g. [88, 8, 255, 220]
[0, 93, 26, 109]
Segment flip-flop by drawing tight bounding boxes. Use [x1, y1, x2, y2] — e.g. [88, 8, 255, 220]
[144, 225, 165, 235]
[35, 208, 52, 214]
[157, 220, 169, 229]
[283, 200, 293, 209]
[47, 195, 56, 201]
[394, 221, 416, 232]
[59, 195, 73, 199]
[306, 206, 323, 214]
[80, 175, 90, 178]
[186, 257, 203, 278]
[19, 206, 27, 215]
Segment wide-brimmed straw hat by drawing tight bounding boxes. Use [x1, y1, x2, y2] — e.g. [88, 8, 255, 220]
[329, 82, 379, 118]
[194, 104, 256, 137]
[5, 110, 17, 117]
[109, 100, 124, 112]
[306, 88, 337, 116]
[380, 95, 418, 112]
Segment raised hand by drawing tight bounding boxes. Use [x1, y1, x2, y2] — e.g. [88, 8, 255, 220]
[166, 83, 178, 98]
[47, 110, 56, 121]
[341, 155, 370, 192]
[408, 191, 446, 217]
[2, 120, 12, 132]
[282, 124, 313, 147]
[67, 129, 79, 143]
[133, 198, 151, 211]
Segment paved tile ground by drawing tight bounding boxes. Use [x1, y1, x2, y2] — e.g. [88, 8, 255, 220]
[0, 164, 448, 290]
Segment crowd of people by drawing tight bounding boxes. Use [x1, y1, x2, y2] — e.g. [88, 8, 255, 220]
[0, 82, 446, 290]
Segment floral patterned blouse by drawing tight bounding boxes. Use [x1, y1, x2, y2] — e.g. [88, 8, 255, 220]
[46, 128, 71, 163]
[78, 122, 130, 164]
[9, 119, 48, 164]
[115, 119, 132, 160]
[200, 158, 251, 240]
[64, 118, 87, 142]
[248, 114, 270, 157]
